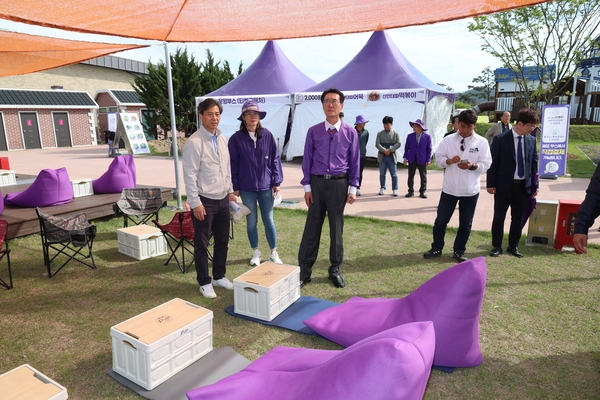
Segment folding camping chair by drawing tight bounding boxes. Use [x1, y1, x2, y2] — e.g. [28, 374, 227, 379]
[113, 188, 166, 227]
[36, 208, 97, 278]
[0, 220, 13, 289]
[153, 212, 195, 273]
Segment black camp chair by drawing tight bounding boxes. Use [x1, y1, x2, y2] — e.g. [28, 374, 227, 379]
[0, 220, 13, 289]
[113, 188, 166, 227]
[36, 208, 97, 278]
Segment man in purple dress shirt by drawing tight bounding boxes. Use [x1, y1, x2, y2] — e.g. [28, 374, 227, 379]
[297, 88, 360, 289]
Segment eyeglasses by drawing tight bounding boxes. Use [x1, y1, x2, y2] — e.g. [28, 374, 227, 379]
[525, 124, 537, 130]
[323, 99, 340, 105]
[460, 138, 465, 152]
[244, 111, 259, 117]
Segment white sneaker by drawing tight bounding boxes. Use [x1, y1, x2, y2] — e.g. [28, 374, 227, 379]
[200, 283, 217, 298]
[392, 190, 398, 197]
[269, 251, 283, 264]
[213, 277, 234, 290]
[250, 249, 261, 266]
[378, 188, 385, 195]
[356, 189, 361, 196]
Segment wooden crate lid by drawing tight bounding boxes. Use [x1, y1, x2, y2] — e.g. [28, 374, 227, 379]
[0, 364, 62, 400]
[113, 299, 212, 344]
[117, 224, 161, 236]
[234, 261, 298, 287]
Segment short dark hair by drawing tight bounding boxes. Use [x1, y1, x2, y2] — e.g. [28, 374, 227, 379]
[458, 109, 478, 125]
[451, 115, 459, 124]
[382, 116, 394, 125]
[321, 88, 345, 104]
[198, 98, 223, 115]
[515, 108, 539, 125]
[339, 112, 344, 118]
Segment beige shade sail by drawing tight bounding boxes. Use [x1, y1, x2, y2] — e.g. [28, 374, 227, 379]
[0, 31, 144, 77]
[0, 0, 550, 42]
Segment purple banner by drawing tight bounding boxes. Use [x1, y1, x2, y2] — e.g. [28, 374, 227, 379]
[539, 104, 570, 177]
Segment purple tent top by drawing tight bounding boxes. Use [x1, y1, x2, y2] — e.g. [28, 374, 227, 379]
[208, 41, 316, 96]
[306, 30, 454, 102]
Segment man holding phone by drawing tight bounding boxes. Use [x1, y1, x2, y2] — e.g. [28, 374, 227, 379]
[423, 110, 492, 262]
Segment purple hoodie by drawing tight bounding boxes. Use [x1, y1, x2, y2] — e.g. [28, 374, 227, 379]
[228, 127, 283, 192]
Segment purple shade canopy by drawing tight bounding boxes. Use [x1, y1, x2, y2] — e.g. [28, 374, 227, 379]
[186, 321, 435, 400]
[304, 257, 487, 368]
[306, 30, 454, 101]
[208, 41, 316, 95]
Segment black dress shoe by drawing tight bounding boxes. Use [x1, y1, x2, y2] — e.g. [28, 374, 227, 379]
[329, 273, 345, 288]
[452, 252, 468, 262]
[300, 278, 311, 288]
[507, 247, 523, 258]
[489, 247, 502, 257]
[405, 192, 414, 198]
[423, 249, 442, 259]
[419, 193, 427, 198]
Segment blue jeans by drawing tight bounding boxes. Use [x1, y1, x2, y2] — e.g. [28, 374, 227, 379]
[240, 190, 277, 250]
[379, 155, 398, 190]
[432, 192, 479, 254]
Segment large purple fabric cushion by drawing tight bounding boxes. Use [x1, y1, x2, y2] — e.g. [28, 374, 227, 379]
[186, 321, 435, 400]
[92, 154, 136, 194]
[4, 168, 73, 207]
[304, 257, 487, 368]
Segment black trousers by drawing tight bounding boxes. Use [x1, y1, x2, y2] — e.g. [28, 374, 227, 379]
[407, 161, 427, 193]
[491, 181, 529, 249]
[298, 176, 348, 281]
[192, 196, 230, 286]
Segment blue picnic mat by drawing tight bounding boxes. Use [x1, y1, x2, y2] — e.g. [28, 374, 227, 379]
[225, 295, 338, 336]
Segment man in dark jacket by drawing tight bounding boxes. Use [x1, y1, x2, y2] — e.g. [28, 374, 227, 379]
[573, 163, 600, 254]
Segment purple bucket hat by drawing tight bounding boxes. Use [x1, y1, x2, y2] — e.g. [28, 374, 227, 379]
[354, 115, 369, 125]
[409, 118, 428, 131]
[237, 101, 267, 121]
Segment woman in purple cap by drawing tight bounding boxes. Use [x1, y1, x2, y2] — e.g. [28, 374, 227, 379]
[354, 115, 369, 196]
[228, 101, 284, 266]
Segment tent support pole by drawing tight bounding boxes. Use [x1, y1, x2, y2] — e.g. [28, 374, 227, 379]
[164, 42, 183, 210]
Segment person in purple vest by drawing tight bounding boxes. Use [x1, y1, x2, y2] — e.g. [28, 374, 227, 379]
[298, 88, 360, 289]
[403, 118, 432, 199]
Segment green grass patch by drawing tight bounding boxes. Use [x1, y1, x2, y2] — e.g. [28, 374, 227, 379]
[1, 205, 598, 399]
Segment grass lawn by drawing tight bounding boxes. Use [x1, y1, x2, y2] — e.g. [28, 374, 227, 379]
[1, 206, 598, 399]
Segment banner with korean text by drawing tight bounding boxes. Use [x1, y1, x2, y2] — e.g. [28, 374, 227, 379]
[539, 104, 570, 178]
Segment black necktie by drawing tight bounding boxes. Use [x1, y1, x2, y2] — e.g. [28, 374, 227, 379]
[328, 127, 336, 135]
[517, 136, 524, 178]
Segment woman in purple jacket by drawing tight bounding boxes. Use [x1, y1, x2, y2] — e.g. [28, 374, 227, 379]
[228, 101, 284, 266]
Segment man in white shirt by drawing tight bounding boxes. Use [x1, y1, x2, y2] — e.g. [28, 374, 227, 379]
[423, 110, 492, 262]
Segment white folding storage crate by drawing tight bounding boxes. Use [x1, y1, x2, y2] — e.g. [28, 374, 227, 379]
[0, 364, 68, 400]
[0, 170, 17, 186]
[234, 261, 300, 321]
[117, 225, 167, 260]
[70, 178, 94, 198]
[111, 298, 213, 390]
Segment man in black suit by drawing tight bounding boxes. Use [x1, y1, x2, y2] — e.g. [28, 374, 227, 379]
[487, 108, 539, 257]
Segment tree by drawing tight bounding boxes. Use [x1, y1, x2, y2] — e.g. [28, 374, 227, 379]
[468, 67, 495, 102]
[468, 0, 600, 107]
[133, 47, 239, 137]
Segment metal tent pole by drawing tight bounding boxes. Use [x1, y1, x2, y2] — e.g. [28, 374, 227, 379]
[164, 42, 183, 209]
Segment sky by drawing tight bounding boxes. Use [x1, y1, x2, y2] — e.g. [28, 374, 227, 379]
[1, 18, 501, 92]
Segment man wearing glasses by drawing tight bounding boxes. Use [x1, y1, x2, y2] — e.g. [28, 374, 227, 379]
[423, 110, 492, 262]
[298, 88, 360, 289]
[487, 108, 539, 258]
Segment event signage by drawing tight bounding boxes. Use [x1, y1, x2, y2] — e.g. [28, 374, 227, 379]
[539, 104, 570, 178]
[294, 89, 426, 104]
[115, 113, 150, 155]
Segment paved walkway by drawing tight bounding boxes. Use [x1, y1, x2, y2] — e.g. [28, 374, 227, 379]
[4, 145, 599, 245]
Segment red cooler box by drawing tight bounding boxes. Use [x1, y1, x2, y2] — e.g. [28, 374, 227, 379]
[554, 199, 582, 250]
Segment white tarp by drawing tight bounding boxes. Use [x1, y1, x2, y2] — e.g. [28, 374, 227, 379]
[425, 95, 454, 150]
[196, 94, 292, 154]
[287, 89, 426, 160]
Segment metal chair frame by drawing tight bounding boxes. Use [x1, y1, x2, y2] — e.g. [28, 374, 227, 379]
[36, 208, 97, 278]
[0, 220, 13, 289]
[154, 212, 195, 273]
[114, 188, 166, 227]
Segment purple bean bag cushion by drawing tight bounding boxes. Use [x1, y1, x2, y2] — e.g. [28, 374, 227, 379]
[186, 321, 435, 400]
[4, 167, 73, 207]
[92, 154, 136, 194]
[304, 257, 487, 368]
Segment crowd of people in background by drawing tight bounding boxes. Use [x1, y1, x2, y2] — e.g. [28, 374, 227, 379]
[182, 88, 598, 298]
